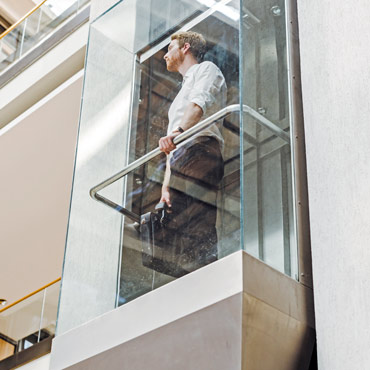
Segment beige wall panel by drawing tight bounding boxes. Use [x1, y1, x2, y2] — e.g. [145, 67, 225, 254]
[0, 73, 83, 305]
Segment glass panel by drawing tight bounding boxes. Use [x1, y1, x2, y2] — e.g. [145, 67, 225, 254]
[241, 0, 298, 278]
[34, 0, 80, 41]
[40, 281, 60, 337]
[117, 1, 241, 304]
[0, 290, 44, 359]
[56, 15, 137, 335]
[57, 0, 242, 333]
[21, 1, 79, 57]
[0, 26, 24, 70]
[0, 0, 90, 73]
[21, 8, 47, 56]
[117, 124, 240, 304]
[0, 282, 60, 361]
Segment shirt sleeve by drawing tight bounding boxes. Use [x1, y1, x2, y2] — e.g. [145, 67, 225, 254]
[188, 62, 225, 115]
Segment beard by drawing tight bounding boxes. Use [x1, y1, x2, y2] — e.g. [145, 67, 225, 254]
[166, 52, 184, 72]
[165, 60, 177, 72]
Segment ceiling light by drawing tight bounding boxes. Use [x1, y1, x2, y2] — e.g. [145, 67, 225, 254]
[0, 299, 7, 306]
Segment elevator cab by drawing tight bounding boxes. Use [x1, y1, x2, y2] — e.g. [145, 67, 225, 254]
[55, 2, 314, 369]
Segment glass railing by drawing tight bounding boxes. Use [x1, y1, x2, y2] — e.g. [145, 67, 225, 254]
[0, 0, 90, 74]
[0, 279, 60, 363]
[56, 0, 298, 335]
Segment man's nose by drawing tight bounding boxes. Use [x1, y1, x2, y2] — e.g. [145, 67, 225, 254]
[164, 53, 168, 60]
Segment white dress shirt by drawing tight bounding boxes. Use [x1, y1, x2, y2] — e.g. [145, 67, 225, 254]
[167, 61, 227, 152]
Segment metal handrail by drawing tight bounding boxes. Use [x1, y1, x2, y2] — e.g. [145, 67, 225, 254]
[0, 0, 48, 39]
[90, 104, 290, 222]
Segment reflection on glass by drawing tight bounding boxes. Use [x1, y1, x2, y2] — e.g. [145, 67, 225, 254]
[112, 0, 241, 305]
[0, 0, 89, 73]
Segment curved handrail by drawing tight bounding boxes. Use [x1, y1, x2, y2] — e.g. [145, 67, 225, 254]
[89, 104, 290, 222]
[0, 277, 61, 313]
[0, 0, 48, 40]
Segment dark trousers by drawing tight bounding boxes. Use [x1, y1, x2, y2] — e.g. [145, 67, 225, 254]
[168, 136, 224, 273]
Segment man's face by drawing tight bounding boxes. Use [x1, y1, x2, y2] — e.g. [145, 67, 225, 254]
[164, 39, 184, 72]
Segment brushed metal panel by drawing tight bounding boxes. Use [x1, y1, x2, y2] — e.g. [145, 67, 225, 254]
[242, 252, 315, 328]
[242, 293, 314, 370]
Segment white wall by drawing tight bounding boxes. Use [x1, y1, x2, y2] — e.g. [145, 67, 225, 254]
[297, 1, 370, 369]
[0, 72, 83, 305]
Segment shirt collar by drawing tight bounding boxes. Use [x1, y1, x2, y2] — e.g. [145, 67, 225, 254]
[183, 63, 199, 82]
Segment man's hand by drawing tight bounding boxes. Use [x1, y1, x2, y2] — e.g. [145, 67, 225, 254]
[159, 131, 180, 155]
[160, 188, 171, 208]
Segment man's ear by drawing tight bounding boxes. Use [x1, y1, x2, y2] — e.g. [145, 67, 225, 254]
[182, 42, 191, 54]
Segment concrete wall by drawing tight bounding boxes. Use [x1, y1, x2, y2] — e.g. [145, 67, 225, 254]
[297, 1, 370, 369]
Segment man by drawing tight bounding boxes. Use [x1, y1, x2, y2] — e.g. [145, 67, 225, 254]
[158, 31, 226, 275]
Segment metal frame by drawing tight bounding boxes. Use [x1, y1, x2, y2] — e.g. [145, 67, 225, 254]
[285, 0, 313, 289]
[90, 103, 289, 223]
